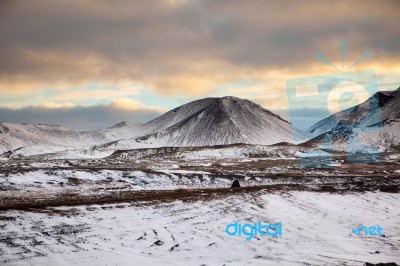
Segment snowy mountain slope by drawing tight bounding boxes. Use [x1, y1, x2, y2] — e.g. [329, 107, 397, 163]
[305, 87, 400, 152]
[145, 98, 218, 131]
[0, 123, 106, 155]
[308, 87, 400, 135]
[0, 122, 151, 157]
[100, 121, 156, 140]
[137, 96, 312, 146]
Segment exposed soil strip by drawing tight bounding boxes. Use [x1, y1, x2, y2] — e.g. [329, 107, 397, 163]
[1, 182, 398, 211]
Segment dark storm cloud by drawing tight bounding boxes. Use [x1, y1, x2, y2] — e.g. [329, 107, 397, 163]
[1, 0, 399, 84]
[0, 105, 162, 130]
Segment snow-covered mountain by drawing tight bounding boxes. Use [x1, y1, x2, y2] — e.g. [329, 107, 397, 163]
[308, 88, 400, 135]
[0, 122, 151, 157]
[137, 96, 312, 146]
[306, 87, 400, 152]
[0, 96, 311, 158]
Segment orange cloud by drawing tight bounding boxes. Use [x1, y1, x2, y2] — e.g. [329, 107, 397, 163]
[0, 0, 399, 110]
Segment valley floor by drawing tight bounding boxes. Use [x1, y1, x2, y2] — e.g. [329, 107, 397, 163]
[1, 149, 400, 265]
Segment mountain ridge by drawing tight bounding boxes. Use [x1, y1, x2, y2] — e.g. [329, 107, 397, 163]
[308, 87, 400, 135]
[0, 96, 311, 157]
[305, 87, 400, 152]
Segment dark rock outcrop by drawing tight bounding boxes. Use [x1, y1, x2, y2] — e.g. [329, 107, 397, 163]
[231, 180, 240, 188]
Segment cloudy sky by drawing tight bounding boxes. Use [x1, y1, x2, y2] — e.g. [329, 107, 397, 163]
[1, 0, 399, 129]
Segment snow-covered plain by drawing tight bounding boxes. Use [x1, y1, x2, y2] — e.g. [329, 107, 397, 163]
[0, 167, 349, 196]
[1, 191, 399, 265]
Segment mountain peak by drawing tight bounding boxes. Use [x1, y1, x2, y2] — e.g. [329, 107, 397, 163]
[220, 96, 240, 100]
[213, 96, 287, 123]
[109, 121, 135, 128]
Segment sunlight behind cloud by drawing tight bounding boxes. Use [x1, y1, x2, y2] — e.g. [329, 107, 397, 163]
[327, 81, 370, 114]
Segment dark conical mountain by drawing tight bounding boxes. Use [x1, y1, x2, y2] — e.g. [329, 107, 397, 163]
[137, 96, 312, 146]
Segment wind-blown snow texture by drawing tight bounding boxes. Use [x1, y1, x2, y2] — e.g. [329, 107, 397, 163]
[0, 97, 311, 157]
[1, 192, 399, 265]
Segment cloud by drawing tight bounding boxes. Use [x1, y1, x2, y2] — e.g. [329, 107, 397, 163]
[110, 98, 147, 110]
[0, 100, 164, 130]
[0, 0, 399, 110]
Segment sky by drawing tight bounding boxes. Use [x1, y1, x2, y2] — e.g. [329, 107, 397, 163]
[1, 0, 399, 129]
